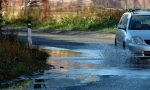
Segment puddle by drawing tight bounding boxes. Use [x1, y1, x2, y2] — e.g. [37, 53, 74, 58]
[1, 46, 102, 89]
[47, 59, 100, 69]
[40, 46, 83, 57]
[2, 45, 150, 89]
[47, 50, 81, 57]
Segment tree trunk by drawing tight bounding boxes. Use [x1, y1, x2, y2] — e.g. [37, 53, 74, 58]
[0, 0, 3, 36]
[42, 0, 50, 20]
[0, 0, 2, 30]
[143, 0, 145, 8]
[23, 0, 30, 16]
[0, 0, 2, 20]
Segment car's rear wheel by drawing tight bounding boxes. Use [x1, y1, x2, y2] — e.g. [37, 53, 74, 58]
[115, 38, 117, 46]
[123, 41, 126, 49]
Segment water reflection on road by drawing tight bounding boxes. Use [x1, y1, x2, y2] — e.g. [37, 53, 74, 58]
[32, 45, 150, 89]
[2, 44, 150, 90]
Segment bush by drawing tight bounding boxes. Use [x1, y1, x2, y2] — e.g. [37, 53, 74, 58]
[57, 16, 95, 31]
[3, 8, 125, 33]
[55, 8, 125, 31]
[33, 17, 57, 29]
[0, 32, 50, 81]
[4, 17, 28, 27]
[88, 8, 125, 31]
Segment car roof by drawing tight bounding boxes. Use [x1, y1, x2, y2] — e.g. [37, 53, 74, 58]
[125, 8, 150, 15]
[124, 12, 150, 16]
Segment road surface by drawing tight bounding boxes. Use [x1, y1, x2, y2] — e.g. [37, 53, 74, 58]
[2, 31, 150, 90]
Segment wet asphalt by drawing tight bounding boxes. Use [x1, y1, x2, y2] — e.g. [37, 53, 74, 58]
[3, 32, 150, 90]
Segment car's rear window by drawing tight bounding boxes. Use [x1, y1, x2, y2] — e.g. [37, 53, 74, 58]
[129, 15, 150, 30]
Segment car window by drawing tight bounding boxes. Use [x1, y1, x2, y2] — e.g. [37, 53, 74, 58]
[129, 15, 150, 30]
[118, 14, 129, 27]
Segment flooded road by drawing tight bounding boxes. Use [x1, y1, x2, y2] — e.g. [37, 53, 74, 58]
[2, 34, 150, 90]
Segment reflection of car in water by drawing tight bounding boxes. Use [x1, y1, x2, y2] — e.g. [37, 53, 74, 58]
[115, 8, 150, 58]
[29, 79, 48, 90]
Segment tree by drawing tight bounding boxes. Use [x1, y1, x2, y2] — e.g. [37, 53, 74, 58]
[42, 0, 50, 20]
[0, 0, 7, 34]
[0, 0, 7, 24]
[0, 0, 3, 36]
[24, 0, 30, 16]
[0, 0, 2, 26]
[76, 0, 83, 16]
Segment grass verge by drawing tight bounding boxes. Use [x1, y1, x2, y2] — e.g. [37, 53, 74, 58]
[0, 33, 52, 81]
[3, 8, 125, 34]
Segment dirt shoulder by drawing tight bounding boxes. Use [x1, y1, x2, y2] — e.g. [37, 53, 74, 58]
[20, 31, 115, 44]
[32, 33, 115, 44]
[2, 27, 115, 44]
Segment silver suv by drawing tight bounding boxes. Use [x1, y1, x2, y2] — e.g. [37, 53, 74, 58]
[115, 8, 150, 58]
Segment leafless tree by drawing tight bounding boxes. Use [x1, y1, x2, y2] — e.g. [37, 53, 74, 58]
[0, 0, 2, 29]
[0, 0, 6, 34]
[24, 0, 30, 16]
[42, 0, 50, 20]
[143, 0, 145, 8]
[61, 0, 63, 10]
[125, 0, 127, 9]
[76, 0, 83, 16]
[134, 0, 142, 8]
[0, 0, 7, 28]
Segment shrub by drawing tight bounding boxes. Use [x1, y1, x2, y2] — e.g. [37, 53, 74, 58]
[33, 17, 57, 29]
[0, 32, 50, 81]
[4, 17, 28, 27]
[3, 8, 125, 33]
[55, 8, 125, 31]
[88, 8, 125, 31]
[57, 16, 95, 31]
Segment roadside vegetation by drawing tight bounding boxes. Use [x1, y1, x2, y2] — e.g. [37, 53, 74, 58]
[4, 8, 125, 34]
[0, 32, 51, 81]
[0, 0, 52, 82]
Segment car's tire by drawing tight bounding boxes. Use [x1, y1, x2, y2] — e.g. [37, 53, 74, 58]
[115, 38, 117, 46]
[123, 41, 126, 49]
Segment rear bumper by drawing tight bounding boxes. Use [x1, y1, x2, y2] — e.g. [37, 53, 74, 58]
[134, 56, 150, 59]
[128, 43, 150, 58]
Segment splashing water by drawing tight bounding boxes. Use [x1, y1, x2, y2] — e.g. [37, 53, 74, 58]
[100, 45, 133, 67]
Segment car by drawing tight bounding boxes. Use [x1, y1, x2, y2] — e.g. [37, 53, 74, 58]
[115, 8, 150, 58]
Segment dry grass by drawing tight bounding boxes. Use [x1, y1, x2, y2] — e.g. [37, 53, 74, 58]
[0, 33, 50, 81]
[4, 8, 125, 33]
[0, 40, 31, 61]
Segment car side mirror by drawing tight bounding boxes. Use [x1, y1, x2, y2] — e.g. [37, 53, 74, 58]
[118, 25, 126, 30]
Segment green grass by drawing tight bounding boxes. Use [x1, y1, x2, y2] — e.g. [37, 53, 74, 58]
[3, 8, 125, 34]
[97, 27, 116, 34]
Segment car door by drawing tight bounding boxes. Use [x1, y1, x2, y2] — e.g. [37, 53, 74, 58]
[116, 14, 129, 47]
